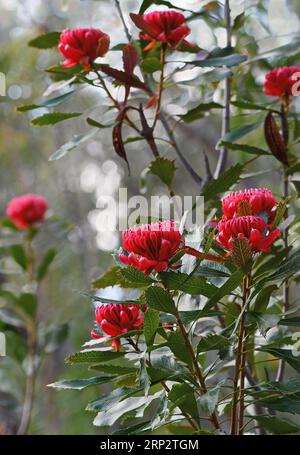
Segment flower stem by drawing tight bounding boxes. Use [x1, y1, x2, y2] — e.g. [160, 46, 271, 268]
[175, 308, 220, 431]
[231, 273, 251, 435]
[152, 44, 167, 130]
[276, 104, 290, 382]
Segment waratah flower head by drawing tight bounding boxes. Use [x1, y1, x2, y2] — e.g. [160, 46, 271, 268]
[263, 66, 300, 104]
[221, 188, 278, 224]
[119, 220, 182, 274]
[91, 303, 144, 351]
[58, 28, 110, 72]
[131, 10, 192, 51]
[216, 215, 280, 255]
[6, 194, 48, 230]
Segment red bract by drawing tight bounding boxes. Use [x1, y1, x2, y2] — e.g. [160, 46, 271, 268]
[6, 194, 48, 230]
[91, 304, 144, 351]
[58, 28, 110, 72]
[222, 188, 278, 224]
[131, 10, 192, 50]
[119, 220, 182, 274]
[263, 66, 300, 101]
[216, 216, 280, 254]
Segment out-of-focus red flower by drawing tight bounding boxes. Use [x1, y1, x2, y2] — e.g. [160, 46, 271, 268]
[91, 304, 144, 351]
[263, 66, 300, 102]
[216, 216, 280, 254]
[6, 194, 48, 230]
[58, 28, 110, 72]
[222, 188, 278, 224]
[131, 10, 192, 51]
[119, 220, 182, 274]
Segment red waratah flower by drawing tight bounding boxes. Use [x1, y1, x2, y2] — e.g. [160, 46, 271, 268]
[58, 28, 110, 72]
[130, 10, 192, 51]
[263, 66, 300, 102]
[6, 194, 48, 230]
[119, 220, 182, 274]
[91, 304, 144, 351]
[216, 216, 280, 254]
[222, 188, 278, 224]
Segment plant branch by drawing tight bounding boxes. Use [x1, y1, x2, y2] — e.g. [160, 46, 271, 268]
[214, 0, 232, 179]
[276, 104, 290, 382]
[175, 308, 220, 431]
[152, 44, 166, 130]
[114, 0, 132, 42]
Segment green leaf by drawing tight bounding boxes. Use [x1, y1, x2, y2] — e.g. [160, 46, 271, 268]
[167, 331, 192, 367]
[148, 156, 176, 189]
[231, 237, 253, 271]
[159, 271, 217, 297]
[43, 322, 69, 353]
[140, 57, 161, 74]
[179, 309, 220, 325]
[144, 286, 176, 315]
[31, 112, 82, 126]
[258, 347, 300, 373]
[199, 382, 223, 415]
[48, 375, 114, 390]
[197, 334, 231, 352]
[87, 387, 142, 412]
[17, 91, 75, 112]
[28, 31, 61, 49]
[144, 309, 160, 346]
[279, 317, 300, 327]
[179, 102, 223, 123]
[169, 383, 199, 420]
[119, 266, 154, 287]
[253, 285, 278, 312]
[252, 416, 300, 435]
[272, 199, 287, 228]
[231, 100, 272, 111]
[92, 266, 122, 289]
[248, 379, 300, 414]
[49, 130, 96, 161]
[17, 293, 37, 318]
[266, 249, 300, 282]
[10, 245, 27, 271]
[220, 141, 270, 156]
[37, 248, 57, 281]
[202, 164, 244, 201]
[139, 0, 184, 14]
[66, 350, 124, 364]
[86, 117, 114, 129]
[204, 269, 244, 310]
[93, 393, 162, 427]
[221, 120, 262, 143]
[191, 53, 247, 68]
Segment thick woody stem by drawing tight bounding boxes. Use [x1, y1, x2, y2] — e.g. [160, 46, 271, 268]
[175, 309, 220, 430]
[214, 0, 232, 179]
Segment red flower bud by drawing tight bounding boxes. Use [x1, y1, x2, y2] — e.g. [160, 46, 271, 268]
[263, 66, 300, 103]
[6, 194, 48, 230]
[216, 216, 280, 254]
[91, 304, 144, 351]
[221, 188, 278, 225]
[58, 28, 110, 72]
[130, 10, 192, 51]
[120, 220, 182, 274]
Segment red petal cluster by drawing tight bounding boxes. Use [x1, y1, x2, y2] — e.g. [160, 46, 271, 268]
[216, 216, 280, 254]
[221, 188, 277, 224]
[215, 188, 280, 256]
[136, 10, 192, 50]
[6, 194, 48, 230]
[119, 220, 182, 274]
[263, 66, 300, 99]
[91, 304, 144, 351]
[58, 28, 110, 72]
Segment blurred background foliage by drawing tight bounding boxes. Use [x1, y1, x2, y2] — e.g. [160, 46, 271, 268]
[0, 0, 300, 434]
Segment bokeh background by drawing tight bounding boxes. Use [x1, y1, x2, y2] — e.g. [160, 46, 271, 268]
[0, 0, 300, 434]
